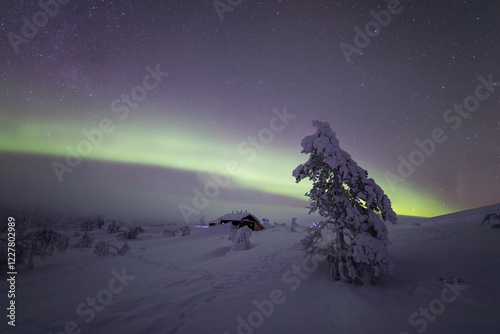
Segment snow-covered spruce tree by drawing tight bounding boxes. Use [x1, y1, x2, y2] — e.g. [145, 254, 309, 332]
[293, 120, 397, 284]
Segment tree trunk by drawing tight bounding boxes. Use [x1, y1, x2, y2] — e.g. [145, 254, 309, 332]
[334, 228, 347, 281]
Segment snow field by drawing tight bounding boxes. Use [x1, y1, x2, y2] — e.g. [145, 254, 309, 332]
[2, 204, 500, 334]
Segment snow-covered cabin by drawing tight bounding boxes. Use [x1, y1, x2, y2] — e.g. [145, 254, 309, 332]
[215, 212, 263, 231]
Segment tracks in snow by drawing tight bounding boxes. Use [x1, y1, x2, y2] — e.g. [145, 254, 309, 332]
[129, 244, 296, 334]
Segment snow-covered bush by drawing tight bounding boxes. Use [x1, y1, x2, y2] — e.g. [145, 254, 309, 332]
[107, 220, 121, 234]
[261, 218, 270, 228]
[0, 228, 69, 269]
[163, 229, 176, 237]
[95, 216, 105, 229]
[293, 120, 397, 284]
[231, 226, 252, 251]
[480, 213, 500, 229]
[24, 229, 69, 269]
[81, 215, 105, 231]
[94, 241, 131, 256]
[74, 232, 93, 248]
[117, 226, 145, 239]
[80, 220, 92, 232]
[94, 241, 110, 256]
[177, 226, 191, 236]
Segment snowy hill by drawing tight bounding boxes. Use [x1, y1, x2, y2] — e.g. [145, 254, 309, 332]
[2, 204, 500, 334]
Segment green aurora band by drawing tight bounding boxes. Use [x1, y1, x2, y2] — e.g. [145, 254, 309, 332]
[0, 114, 452, 217]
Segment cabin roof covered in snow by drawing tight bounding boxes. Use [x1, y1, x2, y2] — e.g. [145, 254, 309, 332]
[217, 213, 260, 223]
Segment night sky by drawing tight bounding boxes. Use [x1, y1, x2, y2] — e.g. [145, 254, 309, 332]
[0, 1, 499, 223]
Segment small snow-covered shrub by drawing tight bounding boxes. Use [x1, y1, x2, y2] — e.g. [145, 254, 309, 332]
[81, 215, 105, 231]
[480, 213, 500, 229]
[94, 241, 131, 256]
[2, 228, 69, 269]
[26, 228, 69, 268]
[94, 215, 105, 229]
[107, 220, 121, 234]
[80, 220, 93, 232]
[163, 229, 176, 237]
[231, 226, 252, 251]
[291, 217, 300, 232]
[94, 241, 110, 256]
[74, 232, 93, 248]
[177, 226, 191, 237]
[117, 226, 145, 239]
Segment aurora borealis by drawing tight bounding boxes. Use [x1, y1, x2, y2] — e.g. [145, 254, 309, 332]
[0, 1, 499, 222]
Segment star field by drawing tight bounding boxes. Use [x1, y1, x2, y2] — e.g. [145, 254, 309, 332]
[0, 1, 499, 221]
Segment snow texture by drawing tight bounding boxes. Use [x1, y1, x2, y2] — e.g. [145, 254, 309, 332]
[3, 204, 500, 334]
